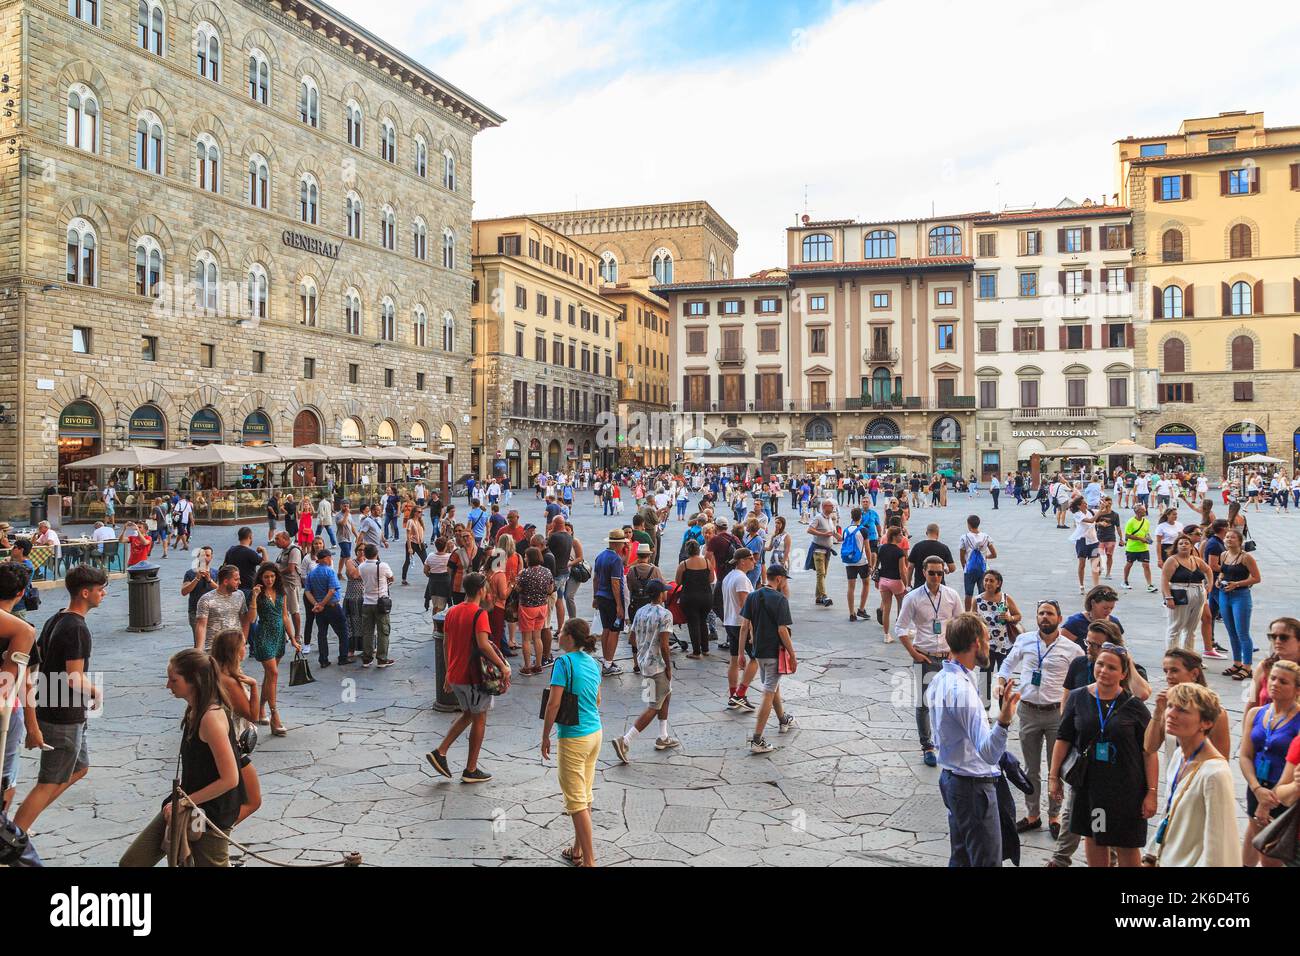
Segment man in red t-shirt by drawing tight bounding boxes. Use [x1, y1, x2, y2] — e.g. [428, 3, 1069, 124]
[427, 573, 510, 784]
[505, 511, 529, 546]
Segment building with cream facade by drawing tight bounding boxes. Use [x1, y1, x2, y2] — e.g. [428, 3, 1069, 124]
[470, 217, 618, 483]
[969, 202, 1137, 482]
[601, 278, 671, 468]
[0, 0, 500, 516]
[1119, 110, 1300, 476]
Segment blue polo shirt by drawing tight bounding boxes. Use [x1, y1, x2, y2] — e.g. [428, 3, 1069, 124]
[593, 547, 624, 600]
[861, 508, 882, 542]
[467, 507, 488, 541]
[304, 564, 342, 607]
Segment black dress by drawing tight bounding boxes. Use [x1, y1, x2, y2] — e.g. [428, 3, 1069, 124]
[1058, 687, 1151, 848]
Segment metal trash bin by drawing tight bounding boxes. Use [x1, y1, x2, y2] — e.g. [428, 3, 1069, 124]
[127, 562, 162, 632]
[431, 610, 461, 713]
[29, 499, 46, 527]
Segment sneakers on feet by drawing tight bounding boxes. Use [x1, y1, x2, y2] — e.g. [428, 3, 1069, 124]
[749, 736, 775, 755]
[426, 750, 452, 779]
[376, 659, 394, 669]
[611, 736, 630, 764]
[461, 768, 492, 784]
[361, 659, 372, 668]
[726, 695, 743, 711]
[1147, 584, 1158, 593]
[1203, 647, 1228, 660]
[1123, 582, 1132, 590]
[655, 736, 681, 751]
[778, 715, 796, 734]
[923, 750, 938, 767]
[736, 696, 756, 713]
[602, 662, 624, 677]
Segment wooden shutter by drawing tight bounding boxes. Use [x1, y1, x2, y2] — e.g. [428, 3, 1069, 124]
[1182, 174, 1192, 198]
[1292, 163, 1300, 190]
[1125, 323, 1135, 348]
[1185, 383, 1193, 404]
[704, 375, 711, 405]
[1220, 170, 1231, 195]
[1294, 277, 1300, 312]
[1154, 174, 1165, 200]
[682, 301, 691, 317]
[1294, 334, 1300, 369]
[682, 375, 690, 407]
[737, 299, 746, 315]
[1059, 326, 1068, 350]
[1221, 282, 1232, 316]
[776, 374, 784, 406]
[1251, 167, 1261, 194]
[1085, 325, 1094, 349]
[1017, 231, 1027, 256]
[1012, 328, 1022, 352]
[1152, 286, 1164, 319]
[1124, 225, 1133, 248]
[1083, 269, 1093, 291]
[1083, 228, 1093, 252]
[1125, 267, 1134, 290]
[1164, 340, 1184, 374]
[775, 297, 783, 314]
[1254, 279, 1264, 315]
[1185, 283, 1194, 318]
[1058, 271, 1067, 293]
[1057, 229, 1068, 252]
[738, 374, 746, 408]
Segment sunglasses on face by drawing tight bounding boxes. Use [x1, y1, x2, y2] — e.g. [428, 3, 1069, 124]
[1037, 601, 1061, 613]
[925, 570, 944, 577]
[1099, 642, 1129, 657]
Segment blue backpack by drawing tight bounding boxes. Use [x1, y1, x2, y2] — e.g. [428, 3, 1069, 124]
[964, 535, 987, 575]
[840, 525, 864, 564]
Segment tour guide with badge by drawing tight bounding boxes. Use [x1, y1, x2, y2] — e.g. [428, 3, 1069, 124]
[893, 558, 963, 766]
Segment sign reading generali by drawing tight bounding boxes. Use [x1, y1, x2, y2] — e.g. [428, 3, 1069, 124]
[282, 230, 341, 260]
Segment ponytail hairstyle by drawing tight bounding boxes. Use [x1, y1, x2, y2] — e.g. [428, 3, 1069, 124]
[169, 648, 230, 736]
[210, 629, 246, 676]
[561, 617, 598, 654]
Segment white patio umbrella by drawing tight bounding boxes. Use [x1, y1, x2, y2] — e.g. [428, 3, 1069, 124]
[61, 447, 175, 470]
[405, 448, 448, 463]
[871, 445, 931, 460]
[1231, 454, 1284, 465]
[366, 446, 414, 463]
[159, 445, 284, 467]
[291, 444, 374, 462]
[1042, 445, 1095, 458]
[1153, 444, 1206, 457]
[769, 449, 825, 461]
[1095, 439, 1158, 457]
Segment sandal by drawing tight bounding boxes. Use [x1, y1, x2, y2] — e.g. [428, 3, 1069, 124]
[1223, 664, 1242, 677]
[561, 846, 584, 866]
[1231, 664, 1253, 682]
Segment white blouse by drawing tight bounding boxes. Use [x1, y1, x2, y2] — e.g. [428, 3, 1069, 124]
[1155, 756, 1242, 868]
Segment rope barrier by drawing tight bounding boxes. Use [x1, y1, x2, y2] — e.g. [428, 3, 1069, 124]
[171, 789, 363, 868]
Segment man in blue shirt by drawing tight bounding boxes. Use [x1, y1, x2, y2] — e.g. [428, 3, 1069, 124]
[466, 501, 488, 547]
[465, 476, 476, 504]
[592, 529, 628, 676]
[561, 482, 574, 507]
[927, 613, 1021, 867]
[304, 550, 350, 667]
[382, 487, 400, 545]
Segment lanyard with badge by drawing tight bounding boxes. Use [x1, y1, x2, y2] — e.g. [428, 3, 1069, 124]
[1093, 690, 1122, 763]
[1031, 638, 1058, 687]
[1155, 740, 1206, 845]
[926, 588, 944, 637]
[1257, 705, 1298, 785]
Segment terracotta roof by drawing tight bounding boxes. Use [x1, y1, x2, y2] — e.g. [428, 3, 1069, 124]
[651, 276, 789, 294]
[974, 205, 1130, 224]
[1129, 141, 1300, 166]
[787, 212, 989, 231]
[788, 256, 974, 274]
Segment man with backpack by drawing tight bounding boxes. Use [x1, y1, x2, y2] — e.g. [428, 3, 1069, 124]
[958, 515, 997, 611]
[842, 507, 875, 623]
[624, 549, 664, 674]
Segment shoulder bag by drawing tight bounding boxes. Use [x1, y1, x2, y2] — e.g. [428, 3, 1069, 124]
[569, 559, 592, 584]
[504, 583, 520, 624]
[469, 609, 507, 696]
[372, 560, 393, 615]
[538, 652, 580, 726]
[1252, 801, 1300, 865]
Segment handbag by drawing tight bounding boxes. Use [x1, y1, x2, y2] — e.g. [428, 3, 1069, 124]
[538, 653, 580, 726]
[469, 609, 507, 696]
[238, 724, 258, 756]
[568, 560, 592, 584]
[1061, 745, 1089, 789]
[288, 650, 315, 687]
[22, 579, 40, 612]
[1252, 801, 1300, 865]
[504, 587, 520, 624]
[371, 560, 393, 614]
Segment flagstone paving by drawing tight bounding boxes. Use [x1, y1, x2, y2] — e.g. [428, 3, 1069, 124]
[14, 488, 1292, 866]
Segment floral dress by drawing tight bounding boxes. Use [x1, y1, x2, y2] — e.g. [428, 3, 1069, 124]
[250, 592, 286, 662]
[975, 593, 1013, 659]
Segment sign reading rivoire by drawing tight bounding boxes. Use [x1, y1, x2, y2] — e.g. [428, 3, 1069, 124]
[282, 230, 340, 260]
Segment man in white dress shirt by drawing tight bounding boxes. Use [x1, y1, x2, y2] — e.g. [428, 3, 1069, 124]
[996, 600, 1083, 836]
[894, 556, 964, 766]
[927, 613, 1022, 866]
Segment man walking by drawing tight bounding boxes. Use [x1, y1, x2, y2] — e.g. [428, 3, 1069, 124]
[926, 612, 1021, 867]
[1121, 503, 1157, 592]
[358, 504, 384, 554]
[894, 556, 964, 766]
[807, 498, 843, 608]
[316, 494, 336, 546]
[738, 565, 796, 754]
[722, 548, 758, 712]
[358, 543, 394, 668]
[842, 506, 874, 623]
[611, 580, 680, 762]
[990, 474, 1001, 510]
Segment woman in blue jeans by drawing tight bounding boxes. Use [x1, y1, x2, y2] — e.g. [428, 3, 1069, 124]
[1217, 529, 1262, 682]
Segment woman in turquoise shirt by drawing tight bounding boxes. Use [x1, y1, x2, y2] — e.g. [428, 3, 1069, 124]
[541, 618, 603, 867]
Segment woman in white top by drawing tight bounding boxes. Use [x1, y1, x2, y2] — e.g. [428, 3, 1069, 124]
[1143, 682, 1240, 867]
[1194, 474, 1208, 504]
[1068, 497, 1099, 594]
[1154, 508, 1182, 564]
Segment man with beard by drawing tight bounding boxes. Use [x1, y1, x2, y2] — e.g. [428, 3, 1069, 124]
[927, 613, 1022, 866]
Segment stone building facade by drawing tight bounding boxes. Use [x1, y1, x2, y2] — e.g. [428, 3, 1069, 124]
[0, 0, 501, 516]
[1120, 111, 1300, 476]
[602, 278, 671, 467]
[534, 201, 739, 288]
[470, 217, 619, 484]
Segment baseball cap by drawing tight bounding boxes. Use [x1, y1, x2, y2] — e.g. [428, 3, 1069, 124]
[645, 579, 671, 596]
[766, 565, 789, 579]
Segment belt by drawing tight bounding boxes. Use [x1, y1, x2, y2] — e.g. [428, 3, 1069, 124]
[1019, 700, 1060, 711]
[941, 769, 999, 782]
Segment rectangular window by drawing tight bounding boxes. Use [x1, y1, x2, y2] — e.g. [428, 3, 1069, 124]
[1159, 175, 1184, 201]
[976, 233, 997, 257]
[979, 380, 997, 409]
[514, 286, 526, 309]
[201, 343, 215, 368]
[936, 289, 955, 307]
[809, 328, 827, 355]
[1108, 377, 1128, 408]
[758, 298, 780, 314]
[568, 342, 575, 368]
[1019, 272, 1038, 297]
[978, 274, 997, 299]
[1107, 323, 1128, 349]
[978, 327, 997, 353]
[552, 340, 563, 365]
[384, 368, 394, 389]
[721, 299, 741, 315]
[688, 301, 707, 317]
[303, 357, 315, 379]
[1019, 379, 1039, 408]
[1020, 230, 1041, 256]
[809, 295, 827, 312]
[1139, 143, 1167, 157]
[1064, 271, 1084, 295]
[416, 372, 425, 392]
[1063, 228, 1083, 253]
[141, 336, 157, 362]
[1067, 379, 1086, 407]
[1227, 169, 1252, 195]
[569, 304, 577, 325]
[759, 327, 779, 352]
[1233, 381, 1254, 402]
[1015, 326, 1043, 352]
[872, 292, 890, 309]
[471, 280, 480, 304]
[537, 296, 548, 317]
[1066, 325, 1085, 350]
[514, 328, 524, 357]
[446, 376, 453, 394]
[347, 363, 358, 385]
[1158, 383, 1192, 404]
[498, 234, 521, 256]
[72, 326, 91, 353]
[937, 324, 955, 351]
[1102, 226, 1127, 250]
[1208, 136, 1236, 152]
[253, 350, 265, 374]
[1105, 268, 1126, 294]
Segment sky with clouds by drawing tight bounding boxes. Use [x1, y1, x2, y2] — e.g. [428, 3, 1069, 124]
[331, 0, 1300, 274]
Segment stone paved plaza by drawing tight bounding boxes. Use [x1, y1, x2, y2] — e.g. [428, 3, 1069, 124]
[13, 487, 1294, 867]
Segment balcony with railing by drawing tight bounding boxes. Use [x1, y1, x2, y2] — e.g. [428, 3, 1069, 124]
[715, 347, 747, 367]
[864, 347, 900, 365]
[1011, 405, 1099, 422]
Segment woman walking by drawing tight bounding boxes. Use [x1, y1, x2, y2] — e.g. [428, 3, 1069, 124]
[248, 563, 298, 737]
[341, 550, 364, 663]
[765, 515, 791, 571]
[1239, 660, 1300, 867]
[874, 527, 910, 640]
[1218, 529, 1261, 681]
[402, 506, 427, 586]
[283, 494, 299, 542]
[1160, 534, 1210, 651]
[541, 618, 603, 867]
[675, 539, 714, 659]
[1154, 508, 1182, 564]
[120, 650, 241, 867]
[210, 629, 263, 826]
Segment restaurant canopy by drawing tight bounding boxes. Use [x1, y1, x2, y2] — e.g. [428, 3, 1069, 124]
[768, 449, 826, 461]
[1230, 454, 1284, 465]
[859, 445, 931, 460]
[1153, 444, 1206, 457]
[1094, 439, 1158, 458]
[60, 448, 175, 470]
[693, 444, 762, 466]
[160, 445, 283, 467]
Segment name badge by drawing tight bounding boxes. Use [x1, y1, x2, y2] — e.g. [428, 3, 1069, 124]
[1154, 818, 1168, 845]
[1095, 742, 1112, 763]
[933, 620, 943, 636]
[1031, 671, 1043, 687]
[1255, 755, 1274, 784]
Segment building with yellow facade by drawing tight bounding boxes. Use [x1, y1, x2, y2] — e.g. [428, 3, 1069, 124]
[1119, 111, 1300, 475]
[601, 279, 671, 467]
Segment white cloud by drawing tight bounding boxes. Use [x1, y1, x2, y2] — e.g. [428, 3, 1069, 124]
[333, 0, 1300, 273]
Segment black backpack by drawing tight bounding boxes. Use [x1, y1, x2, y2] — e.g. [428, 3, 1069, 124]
[627, 564, 656, 619]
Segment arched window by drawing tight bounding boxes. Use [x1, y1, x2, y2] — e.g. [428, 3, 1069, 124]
[299, 174, 318, 224]
[192, 250, 219, 312]
[195, 22, 221, 82]
[1229, 223, 1252, 259]
[248, 49, 269, 104]
[652, 249, 673, 284]
[380, 120, 396, 164]
[1162, 285, 1184, 319]
[412, 306, 427, 347]
[805, 417, 833, 443]
[1231, 281, 1252, 316]
[134, 235, 163, 298]
[66, 84, 99, 152]
[68, 0, 98, 26]
[195, 134, 220, 192]
[1163, 338, 1185, 373]
[871, 367, 892, 403]
[802, 233, 833, 263]
[929, 225, 962, 256]
[299, 76, 319, 128]
[135, 111, 163, 173]
[344, 289, 361, 335]
[246, 263, 268, 319]
[443, 149, 456, 191]
[442, 311, 455, 351]
[345, 100, 363, 147]
[865, 230, 897, 259]
[709, 252, 717, 280]
[138, 1, 164, 55]
[299, 277, 318, 327]
[600, 252, 618, 283]
[722, 260, 730, 278]
[345, 191, 362, 238]
[442, 228, 456, 269]
[1161, 229, 1183, 263]
[414, 136, 428, 178]
[65, 218, 96, 285]
[379, 297, 395, 341]
[380, 205, 396, 251]
[247, 154, 269, 209]
[412, 217, 427, 260]
[1231, 335, 1255, 371]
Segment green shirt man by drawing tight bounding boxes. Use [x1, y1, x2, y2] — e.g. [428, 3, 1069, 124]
[1123, 514, 1151, 554]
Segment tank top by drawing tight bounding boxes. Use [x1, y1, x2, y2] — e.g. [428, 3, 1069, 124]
[181, 708, 241, 832]
[1219, 556, 1251, 587]
[1249, 705, 1300, 787]
[1170, 563, 1206, 585]
[681, 565, 713, 601]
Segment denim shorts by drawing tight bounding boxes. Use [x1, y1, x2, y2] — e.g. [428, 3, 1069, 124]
[2, 706, 24, 788]
[36, 719, 90, 785]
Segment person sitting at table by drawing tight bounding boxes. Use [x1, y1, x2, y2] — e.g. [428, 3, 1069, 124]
[32, 521, 61, 579]
[0, 521, 11, 551]
[90, 521, 116, 553]
[120, 521, 153, 567]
